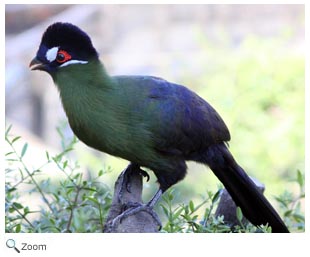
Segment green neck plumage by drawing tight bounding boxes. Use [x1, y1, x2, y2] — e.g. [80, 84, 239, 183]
[52, 59, 115, 121]
[52, 59, 112, 91]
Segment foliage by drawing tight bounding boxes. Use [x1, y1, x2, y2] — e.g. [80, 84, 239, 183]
[159, 172, 304, 233]
[5, 125, 112, 233]
[276, 170, 305, 231]
[5, 125, 304, 233]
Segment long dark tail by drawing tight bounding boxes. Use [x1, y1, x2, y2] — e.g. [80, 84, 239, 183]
[202, 143, 289, 233]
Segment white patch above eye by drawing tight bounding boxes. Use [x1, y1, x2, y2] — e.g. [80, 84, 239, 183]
[46, 47, 59, 62]
[59, 60, 88, 67]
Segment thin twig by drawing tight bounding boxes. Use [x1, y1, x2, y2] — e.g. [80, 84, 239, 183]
[6, 137, 54, 213]
[65, 186, 82, 232]
[5, 198, 35, 230]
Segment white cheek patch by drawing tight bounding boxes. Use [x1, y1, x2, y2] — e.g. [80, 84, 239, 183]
[59, 60, 88, 67]
[46, 47, 59, 62]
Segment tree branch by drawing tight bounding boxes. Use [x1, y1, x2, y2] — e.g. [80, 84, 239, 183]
[103, 165, 160, 233]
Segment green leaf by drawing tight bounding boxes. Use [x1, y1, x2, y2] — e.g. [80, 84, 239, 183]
[297, 170, 304, 187]
[5, 124, 12, 138]
[12, 136, 21, 143]
[73, 173, 81, 180]
[168, 191, 174, 201]
[23, 207, 30, 215]
[85, 197, 99, 205]
[7, 187, 17, 193]
[63, 160, 68, 169]
[183, 205, 189, 215]
[212, 189, 221, 204]
[49, 218, 56, 225]
[275, 196, 288, 208]
[293, 214, 305, 222]
[13, 202, 23, 209]
[173, 207, 183, 220]
[6, 158, 18, 162]
[284, 210, 293, 217]
[46, 151, 50, 161]
[83, 187, 97, 192]
[160, 204, 169, 218]
[98, 169, 104, 177]
[189, 200, 195, 213]
[15, 224, 21, 233]
[236, 207, 243, 222]
[21, 143, 28, 158]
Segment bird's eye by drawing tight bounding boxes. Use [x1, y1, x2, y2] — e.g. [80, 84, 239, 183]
[56, 50, 71, 63]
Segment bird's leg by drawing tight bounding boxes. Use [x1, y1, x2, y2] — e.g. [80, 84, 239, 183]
[146, 188, 163, 208]
[111, 189, 163, 229]
[118, 163, 150, 203]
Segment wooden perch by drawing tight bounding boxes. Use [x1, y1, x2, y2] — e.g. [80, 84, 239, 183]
[103, 164, 160, 233]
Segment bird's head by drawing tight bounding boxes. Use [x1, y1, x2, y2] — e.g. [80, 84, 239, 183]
[29, 22, 98, 74]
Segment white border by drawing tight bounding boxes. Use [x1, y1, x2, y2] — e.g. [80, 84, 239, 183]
[2, 1, 309, 257]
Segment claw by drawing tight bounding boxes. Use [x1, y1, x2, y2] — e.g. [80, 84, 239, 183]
[138, 168, 150, 182]
[118, 163, 150, 203]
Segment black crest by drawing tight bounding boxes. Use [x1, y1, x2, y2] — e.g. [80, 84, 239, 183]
[41, 22, 98, 59]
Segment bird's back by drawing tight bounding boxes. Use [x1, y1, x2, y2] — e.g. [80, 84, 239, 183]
[113, 75, 231, 159]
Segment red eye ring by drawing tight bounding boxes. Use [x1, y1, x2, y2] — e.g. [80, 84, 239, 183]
[56, 50, 71, 63]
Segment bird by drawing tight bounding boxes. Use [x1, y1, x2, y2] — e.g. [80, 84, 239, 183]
[29, 22, 289, 232]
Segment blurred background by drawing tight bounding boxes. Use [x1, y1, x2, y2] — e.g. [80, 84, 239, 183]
[5, 4, 305, 221]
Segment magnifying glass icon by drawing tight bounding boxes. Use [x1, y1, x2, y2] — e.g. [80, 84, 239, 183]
[6, 239, 20, 253]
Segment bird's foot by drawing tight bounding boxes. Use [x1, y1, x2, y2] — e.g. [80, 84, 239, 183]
[118, 163, 150, 203]
[111, 202, 162, 230]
